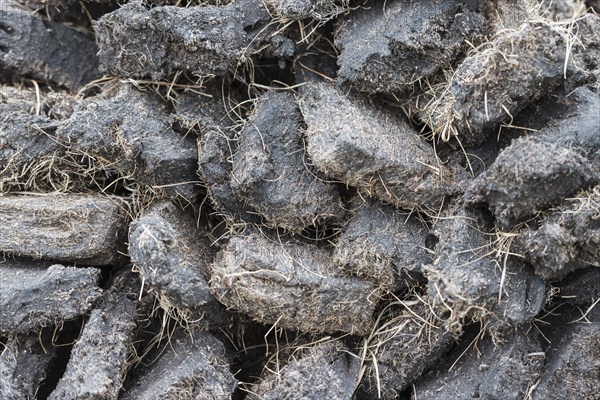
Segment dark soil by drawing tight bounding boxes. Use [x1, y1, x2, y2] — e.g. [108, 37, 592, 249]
[1, 0, 599, 399]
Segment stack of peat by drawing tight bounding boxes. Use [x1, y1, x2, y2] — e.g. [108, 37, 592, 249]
[1, 0, 599, 398]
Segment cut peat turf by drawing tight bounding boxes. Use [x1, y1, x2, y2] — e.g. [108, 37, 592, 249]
[420, 15, 600, 146]
[1, 0, 599, 397]
[209, 228, 378, 335]
[120, 328, 237, 400]
[336, 0, 486, 93]
[425, 200, 546, 329]
[299, 81, 454, 211]
[48, 289, 139, 400]
[334, 198, 431, 291]
[412, 327, 545, 400]
[0, 194, 127, 265]
[519, 185, 600, 279]
[231, 91, 343, 231]
[0, 260, 101, 335]
[57, 82, 199, 200]
[0, 9, 99, 90]
[248, 339, 360, 400]
[128, 200, 219, 312]
[94, 0, 270, 79]
[0, 331, 56, 400]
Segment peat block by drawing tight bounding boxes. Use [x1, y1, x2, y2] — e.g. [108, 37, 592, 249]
[426, 201, 546, 327]
[95, 0, 270, 79]
[48, 289, 139, 400]
[209, 228, 378, 334]
[120, 329, 237, 400]
[519, 186, 600, 279]
[359, 300, 454, 398]
[334, 199, 430, 291]
[0, 112, 63, 191]
[249, 340, 360, 400]
[57, 83, 199, 200]
[194, 86, 264, 223]
[336, 0, 486, 93]
[231, 91, 343, 231]
[0, 9, 99, 89]
[0, 194, 127, 264]
[300, 81, 453, 211]
[129, 200, 218, 311]
[413, 328, 545, 400]
[466, 87, 600, 229]
[0, 261, 102, 334]
[426, 17, 599, 146]
[0, 331, 56, 400]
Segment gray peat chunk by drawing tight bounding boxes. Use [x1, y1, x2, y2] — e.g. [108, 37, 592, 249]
[0, 10, 99, 90]
[426, 201, 546, 327]
[424, 17, 599, 146]
[299, 81, 453, 211]
[0, 261, 101, 334]
[519, 186, 600, 279]
[120, 329, 237, 400]
[531, 309, 600, 400]
[57, 83, 199, 200]
[359, 301, 454, 399]
[334, 199, 430, 291]
[466, 137, 597, 229]
[466, 87, 600, 229]
[231, 91, 343, 231]
[0, 194, 127, 265]
[199, 124, 262, 224]
[209, 229, 378, 334]
[194, 85, 263, 223]
[95, 0, 270, 79]
[0, 332, 56, 400]
[335, 0, 486, 93]
[128, 200, 218, 310]
[48, 290, 139, 400]
[0, 112, 63, 192]
[413, 328, 545, 400]
[249, 340, 360, 400]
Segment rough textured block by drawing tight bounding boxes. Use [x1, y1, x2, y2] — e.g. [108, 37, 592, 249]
[231, 91, 343, 231]
[334, 199, 430, 290]
[249, 340, 360, 400]
[209, 228, 378, 335]
[359, 301, 454, 399]
[0, 332, 56, 400]
[57, 83, 199, 200]
[300, 81, 453, 211]
[426, 201, 546, 327]
[129, 200, 218, 310]
[413, 329, 545, 400]
[0, 10, 99, 89]
[0, 261, 102, 334]
[336, 0, 486, 93]
[48, 290, 138, 400]
[120, 329, 237, 400]
[95, 0, 270, 79]
[466, 138, 597, 229]
[519, 186, 600, 279]
[0, 194, 127, 264]
[422, 17, 599, 145]
[0, 112, 63, 192]
[466, 87, 600, 229]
